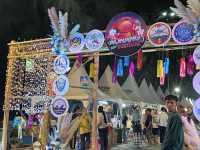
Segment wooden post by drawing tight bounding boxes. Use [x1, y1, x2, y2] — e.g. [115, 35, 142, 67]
[91, 52, 99, 150]
[2, 43, 16, 150]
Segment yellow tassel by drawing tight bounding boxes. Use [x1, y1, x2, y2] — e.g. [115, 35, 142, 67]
[89, 63, 94, 78]
[157, 60, 163, 78]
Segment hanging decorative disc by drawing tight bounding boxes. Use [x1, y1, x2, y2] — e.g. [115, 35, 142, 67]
[85, 29, 105, 51]
[105, 12, 147, 56]
[172, 20, 195, 44]
[193, 45, 200, 65]
[53, 75, 69, 96]
[147, 22, 171, 46]
[193, 97, 200, 121]
[50, 96, 69, 118]
[69, 32, 85, 52]
[193, 71, 200, 94]
[53, 55, 70, 74]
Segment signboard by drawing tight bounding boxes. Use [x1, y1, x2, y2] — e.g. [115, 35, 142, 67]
[53, 55, 70, 74]
[53, 75, 69, 96]
[85, 29, 105, 51]
[193, 97, 200, 121]
[193, 45, 200, 65]
[193, 71, 200, 95]
[69, 32, 85, 52]
[105, 12, 147, 56]
[50, 96, 69, 118]
[172, 21, 195, 44]
[147, 22, 171, 46]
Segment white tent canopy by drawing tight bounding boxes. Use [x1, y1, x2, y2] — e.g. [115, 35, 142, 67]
[122, 75, 144, 103]
[164, 88, 170, 96]
[99, 66, 132, 104]
[149, 83, 164, 104]
[157, 86, 165, 100]
[139, 78, 157, 104]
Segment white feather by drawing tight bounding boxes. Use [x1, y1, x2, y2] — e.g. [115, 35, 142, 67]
[64, 12, 68, 38]
[48, 8, 59, 32]
[187, 0, 200, 16]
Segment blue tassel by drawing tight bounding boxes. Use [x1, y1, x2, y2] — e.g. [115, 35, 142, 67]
[164, 58, 170, 75]
[117, 59, 123, 77]
[124, 56, 130, 67]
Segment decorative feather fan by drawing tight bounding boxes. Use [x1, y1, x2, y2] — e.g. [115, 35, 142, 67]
[48, 7, 69, 39]
[170, 0, 200, 24]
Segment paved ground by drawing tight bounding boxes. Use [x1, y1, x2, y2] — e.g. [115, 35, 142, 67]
[111, 143, 161, 150]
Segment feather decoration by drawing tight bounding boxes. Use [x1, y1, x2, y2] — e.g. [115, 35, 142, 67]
[187, 0, 200, 16]
[64, 12, 68, 38]
[70, 24, 80, 35]
[170, 0, 196, 23]
[60, 12, 66, 39]
[48, 8, 59, 32]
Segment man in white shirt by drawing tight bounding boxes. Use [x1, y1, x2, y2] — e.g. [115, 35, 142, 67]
[159, 107, 168, 143]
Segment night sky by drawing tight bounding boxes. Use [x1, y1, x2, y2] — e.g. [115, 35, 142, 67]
[0, 0, 196, 118]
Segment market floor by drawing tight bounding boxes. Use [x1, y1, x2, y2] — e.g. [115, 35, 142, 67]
[111, 143, 161, 150]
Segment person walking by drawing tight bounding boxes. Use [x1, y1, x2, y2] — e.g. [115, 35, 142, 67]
[122, 112, 128, 143]
[97, 106, 108, 150]
[79, 107, 91, 150]
[162, 95, 184, 150]
[144, 108, 152, 144]
[159, 107, 168, 143]
[152, 109, 160, 144]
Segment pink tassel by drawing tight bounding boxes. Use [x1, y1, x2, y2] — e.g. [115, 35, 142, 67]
[187, 55, 195, 76]
[112, 60, 117, 83]
[129, 62, 135, 76]
[180, 57, 186, 78]
[160, 68, 165, 86]
[137, 49, 143, 71]
[76, 53, 82, 68]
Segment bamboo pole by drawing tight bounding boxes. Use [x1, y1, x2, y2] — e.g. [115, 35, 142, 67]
[2, 44, 16, 150]
[91, 52, 99, 150]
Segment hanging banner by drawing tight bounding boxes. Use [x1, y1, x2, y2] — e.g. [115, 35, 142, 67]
[193, 45, 200, 65]
[69, 32, 85, 52]
[50, 96, 69, 118]
[53, 75, 69, 96]
[85, 29, 105, 51]
[105, 12, 147, 56]
[193, 71, 200, 95]
[193, 97, 200, 121]
[53, 55, 70, 74]
[172, 20, 195, 44]
[147, 22, 171, 46]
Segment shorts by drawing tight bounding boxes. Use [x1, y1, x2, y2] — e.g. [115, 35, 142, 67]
[152, 128, 159, 135]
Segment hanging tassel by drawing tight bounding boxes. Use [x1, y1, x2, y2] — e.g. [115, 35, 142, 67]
[180, 57, 186, 78]
[160, 67, 165, 86]
[89, 63, 94, 78]
[187, 55, 195, 76]
[76, 53, 82, 68]
[112, 59, 117, 83]
[124, 56, 130, 67]
[129, 62, 135, 76]
[117, 59, 123, 77]
[157, 60, 163, 78]
[18, 125, 23, 140]
[137, 49, 143, 70]
[27, 115, 34, 128]
[164, 58, 170, 75]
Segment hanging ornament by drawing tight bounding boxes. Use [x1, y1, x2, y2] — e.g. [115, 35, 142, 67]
[129, 62, 135, 76]
[187, 55, 195, 76]
[180, 57, 186, 78]
[137, 49, 143, 70]
[76, 53, 82, 68]
[117, 59, 123, 77]
[157, 60, 163, 78]
[164, 57, 170, 75]
[112, 59, 117, 83]
[89, 63, 94, 78]
[160, 67, 165, 86]
[124, 56, 130, 67]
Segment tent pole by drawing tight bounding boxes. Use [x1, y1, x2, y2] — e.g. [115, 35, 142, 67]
[2, 43, 16, 150]
[91, 52, 99, 150]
